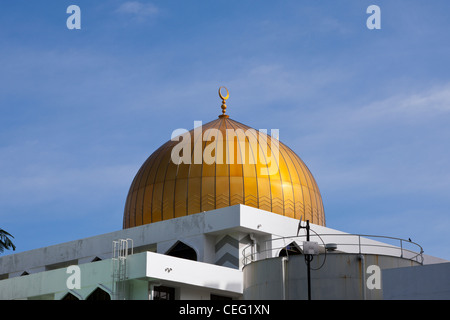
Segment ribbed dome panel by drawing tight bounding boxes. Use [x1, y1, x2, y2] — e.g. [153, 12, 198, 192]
[123, 117, 325, 228]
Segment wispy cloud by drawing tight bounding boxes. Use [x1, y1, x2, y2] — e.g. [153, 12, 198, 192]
[349, 84, 450, 125]
[116, 1, 159, 20]
[307, 83, 450, 196]
[0, 160, 136, 219]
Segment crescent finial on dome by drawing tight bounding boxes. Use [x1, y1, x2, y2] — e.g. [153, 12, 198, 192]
[218, 86, 229, 119]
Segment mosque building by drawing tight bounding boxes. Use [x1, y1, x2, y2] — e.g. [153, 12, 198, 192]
[0, 87, 448, 300]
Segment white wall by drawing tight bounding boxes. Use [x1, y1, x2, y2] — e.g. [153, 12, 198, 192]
[382, 262, 450, 299]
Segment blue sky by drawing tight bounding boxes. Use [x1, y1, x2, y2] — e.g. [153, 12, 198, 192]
[0, 1, 449, 261]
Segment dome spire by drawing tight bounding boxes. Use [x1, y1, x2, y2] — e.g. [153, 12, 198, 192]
[218, 86, 229, 119]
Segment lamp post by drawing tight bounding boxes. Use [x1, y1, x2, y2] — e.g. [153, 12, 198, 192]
[305, 220, 312, 300]
[297, 218, 312, 300]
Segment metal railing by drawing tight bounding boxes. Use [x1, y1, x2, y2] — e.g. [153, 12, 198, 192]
[242, 233, 424, 266]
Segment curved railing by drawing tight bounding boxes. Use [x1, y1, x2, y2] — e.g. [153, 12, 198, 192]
[242, 233, 424, 266]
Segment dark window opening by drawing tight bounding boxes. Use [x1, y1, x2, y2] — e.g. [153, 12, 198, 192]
[153, 286, 175, 300]
[279, 242, 302, 257]
[211, 294, 232, 300]
[166, 241, 197, 261]
[61, 292, 79, 300]
[86, 287, 111, 300]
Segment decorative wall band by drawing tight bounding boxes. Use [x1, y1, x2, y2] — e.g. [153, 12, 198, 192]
[215, 252, 239, 269]
[215, 235, 239, 252]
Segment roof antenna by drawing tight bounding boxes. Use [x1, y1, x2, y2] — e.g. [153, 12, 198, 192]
[297, 215, 303, 236]
[296, 215, 314, 300]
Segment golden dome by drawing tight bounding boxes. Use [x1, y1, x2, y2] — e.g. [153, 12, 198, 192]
[123, 88, 325, 228]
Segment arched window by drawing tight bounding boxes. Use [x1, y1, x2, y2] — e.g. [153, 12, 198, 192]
[86, 287, 111, 300]
[61, 292, 80, 300]
[279, 242, 302, 257]
[166, 241, 197, 261]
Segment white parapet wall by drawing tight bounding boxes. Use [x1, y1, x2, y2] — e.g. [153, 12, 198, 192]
[143, 252, 243, 295]
[0, 204, 444, 300]
[0, 251, 243, 300]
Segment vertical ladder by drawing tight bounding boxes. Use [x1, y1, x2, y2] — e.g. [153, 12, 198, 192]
[112, 238, 133, 300]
